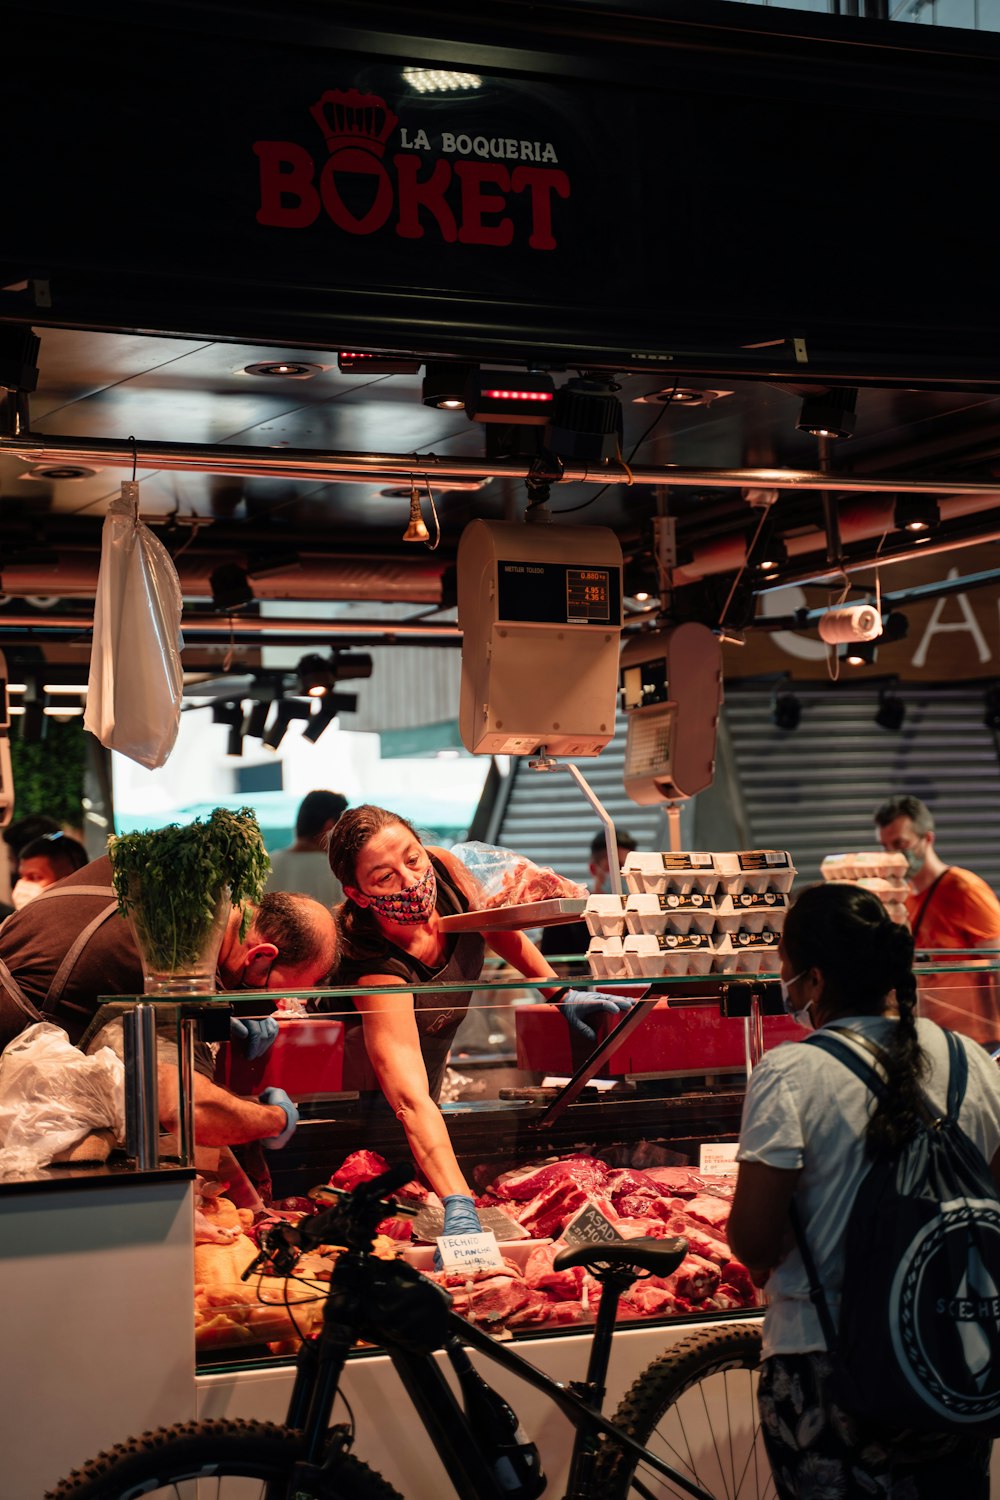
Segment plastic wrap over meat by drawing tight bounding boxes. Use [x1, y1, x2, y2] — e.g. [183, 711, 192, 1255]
[448, 840, 587, 909]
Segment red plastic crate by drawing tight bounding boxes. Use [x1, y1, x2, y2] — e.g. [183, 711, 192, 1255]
[215, 1016, 345, 1096]
[516, 1000, 805, 1076]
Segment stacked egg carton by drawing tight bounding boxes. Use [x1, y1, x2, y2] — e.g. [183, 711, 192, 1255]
[820, 851, 910, 926]
[584, 849, 795, 980]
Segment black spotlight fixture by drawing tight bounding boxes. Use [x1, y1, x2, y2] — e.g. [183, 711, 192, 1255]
[843, 640, 878, 667]
[302, 692, 358, 743]
[296, 652, 373, 698]
[772, 691, 801, 731]
[797, 387, 858, 440]
[548, 374, 624, 462]
[242, 700, 272, 739]
[984, 685, 1000, 731]
[261, 698, 313, 751]
[465, 370, 555, 425]
[422, 362, 476, 410]
[875, 685, 906, 732]
[756, 534, 788, 574]
[210, 563, 254, 612]
[893, 495, 940, 535]
[880, 610, 910, 644]
[212, 700, 245, 756]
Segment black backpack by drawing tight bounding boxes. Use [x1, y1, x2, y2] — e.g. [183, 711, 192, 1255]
[791, 1025, 1000, 1436]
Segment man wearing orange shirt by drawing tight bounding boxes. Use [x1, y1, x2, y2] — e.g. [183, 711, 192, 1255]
[874, 793, 1000, 1046]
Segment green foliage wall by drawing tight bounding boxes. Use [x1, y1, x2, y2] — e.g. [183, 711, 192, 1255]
[9, 717, 87, 826]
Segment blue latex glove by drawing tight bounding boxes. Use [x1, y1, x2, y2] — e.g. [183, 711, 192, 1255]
[558, 988, 635, 1044]
[231, 1015, 279, 1059]
[433, 1193, 482, 1270]
[259, 1086, 299, 1150]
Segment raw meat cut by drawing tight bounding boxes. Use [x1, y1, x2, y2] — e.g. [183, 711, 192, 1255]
[489, 1154, 608, 1203]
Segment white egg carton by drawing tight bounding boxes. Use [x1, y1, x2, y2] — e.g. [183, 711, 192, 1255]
[584, 894, 629, 938]
[624, 893, 718, 937]
[587, 934, 630, 980]
[821, 851, 908, 883]
[850, 875, 909, 900]
[622, 851, 722, 897]
[712, 930, 782, 973]
[713, 908, 786, 937]
[622, 931, 716, 977]
[714, 850, 797, 897]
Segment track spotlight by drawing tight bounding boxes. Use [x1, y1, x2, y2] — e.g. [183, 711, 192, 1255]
[243, 700, 272, 739]
[875, 686, 906, 731]
[843, 640, 878, 667]
[261, 698, 312, 750]
[984, 685, 1000, 731]
[623, 554, 659, 602]
[772, 691, 801, 731]
[422, 362, 476, 410]
[302, 692, 358, 743]
[464, 370, 555, 425]
[210, 563, 254, 612]
[212, 700, 245, 756]
[295, 652, 373, 698]
[893, 496, 940, 535]
[756, 534, 788, 573]
[797, 387, 858, 440]
[548, 374, 624, 462]
[880, 610, 909, 644]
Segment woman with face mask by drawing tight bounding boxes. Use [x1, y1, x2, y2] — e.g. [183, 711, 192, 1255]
[728, 882, 1000, 1498]
[320, 805, 632, 1239]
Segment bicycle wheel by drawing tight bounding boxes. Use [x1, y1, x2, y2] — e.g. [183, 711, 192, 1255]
[45, 1417, 405, 1500]
[595, 1323, 775, 1500]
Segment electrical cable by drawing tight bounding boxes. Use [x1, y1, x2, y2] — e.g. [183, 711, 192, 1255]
[552, 384, 677, 514]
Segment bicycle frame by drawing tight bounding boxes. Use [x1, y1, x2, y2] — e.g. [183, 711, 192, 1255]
[278, 1249, 715, 1500]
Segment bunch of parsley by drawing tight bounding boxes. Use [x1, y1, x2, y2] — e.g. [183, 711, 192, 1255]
[108, 806, 270, 970]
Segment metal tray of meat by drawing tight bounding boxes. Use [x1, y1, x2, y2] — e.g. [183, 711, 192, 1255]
[438, 898, 587, 932]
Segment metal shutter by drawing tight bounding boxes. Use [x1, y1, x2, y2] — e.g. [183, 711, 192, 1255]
[723, 684, 1000, 893]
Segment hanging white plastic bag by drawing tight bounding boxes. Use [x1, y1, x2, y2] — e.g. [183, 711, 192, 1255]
[0, 1022, 126, 1176]
[84, 480, 184, 769]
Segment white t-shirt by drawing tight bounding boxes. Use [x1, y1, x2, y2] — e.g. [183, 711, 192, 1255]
[737, 1015, 1000, 1358]
[264, 848, 343, 908]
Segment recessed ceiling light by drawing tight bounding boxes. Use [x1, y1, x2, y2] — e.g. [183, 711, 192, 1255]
[243, 361, 323, 379]
[21, 463, 97, 481]
[633, 388, 733, 407]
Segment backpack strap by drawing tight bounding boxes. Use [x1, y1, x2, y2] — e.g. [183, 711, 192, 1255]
[803, 1028, 890, 1102]
[788, 1199, 840, 1354]
[943, 1027, 969, 1123]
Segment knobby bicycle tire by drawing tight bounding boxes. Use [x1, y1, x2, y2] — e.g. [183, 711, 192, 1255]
[594, 1323, 776, 1500]
[45, 1417, 405, 1500]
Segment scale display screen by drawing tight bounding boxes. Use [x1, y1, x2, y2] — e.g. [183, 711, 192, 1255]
[497, 560, 620, 625]
[621, 656, 670, 711]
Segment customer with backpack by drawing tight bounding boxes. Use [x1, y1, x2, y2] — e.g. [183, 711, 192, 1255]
[728, 881, 1000, 1498]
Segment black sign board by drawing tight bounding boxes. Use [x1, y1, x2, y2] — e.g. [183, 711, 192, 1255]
[497, 560, 621, 625]
[562, 1202, 624, 1249]
[4, 4, 1000, 383]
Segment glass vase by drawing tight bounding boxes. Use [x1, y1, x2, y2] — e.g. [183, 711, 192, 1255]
[127, 889, 232, 996]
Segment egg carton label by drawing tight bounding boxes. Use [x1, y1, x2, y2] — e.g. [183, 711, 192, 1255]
[734, 928, 779, 947]
[657, 891, 716, 911]
[733, 891, 789, 909]
[738, 851, 793, 871]
[659, 853, 715, 870]
[656, 932, 714, 951]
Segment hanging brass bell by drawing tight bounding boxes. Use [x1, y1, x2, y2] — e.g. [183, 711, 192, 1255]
[402, 489, 430, 543]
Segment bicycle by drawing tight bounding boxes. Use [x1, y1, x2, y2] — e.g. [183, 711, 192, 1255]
[47, 1164, 773, 1500]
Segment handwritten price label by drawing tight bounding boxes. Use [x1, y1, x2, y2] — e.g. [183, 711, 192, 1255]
[437, 1230, 505, 1272]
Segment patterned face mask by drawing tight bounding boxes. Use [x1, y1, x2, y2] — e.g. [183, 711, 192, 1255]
[365, 863, 437, 925]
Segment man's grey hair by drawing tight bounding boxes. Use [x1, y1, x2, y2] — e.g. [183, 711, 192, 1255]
[873, 794, 935, 835]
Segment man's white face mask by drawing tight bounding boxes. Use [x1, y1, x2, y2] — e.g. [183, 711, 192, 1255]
[11, 877, 47, 910]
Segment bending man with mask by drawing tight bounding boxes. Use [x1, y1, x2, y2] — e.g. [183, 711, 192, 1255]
[874, 793, 1000, 1046]
[0, 853, 338, 1153]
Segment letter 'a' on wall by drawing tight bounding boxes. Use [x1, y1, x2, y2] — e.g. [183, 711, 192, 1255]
[456, 519, 623, 757]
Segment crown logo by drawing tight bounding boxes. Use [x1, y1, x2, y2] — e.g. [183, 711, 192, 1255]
[309, 89, 399, 158]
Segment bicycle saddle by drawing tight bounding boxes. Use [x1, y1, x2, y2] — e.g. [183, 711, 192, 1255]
[552, 1234, 687, 1276]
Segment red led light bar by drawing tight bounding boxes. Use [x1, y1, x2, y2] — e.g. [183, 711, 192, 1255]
[466, 371, 556, 425]
[338, 352, 422, 374]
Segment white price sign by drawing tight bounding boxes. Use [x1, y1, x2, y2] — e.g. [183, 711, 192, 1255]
[698, 1142, 740, 1177]
[437, 1230, 505, 1272]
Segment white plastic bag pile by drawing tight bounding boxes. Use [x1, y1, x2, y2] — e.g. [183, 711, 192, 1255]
[0, 1022, 126, 1176]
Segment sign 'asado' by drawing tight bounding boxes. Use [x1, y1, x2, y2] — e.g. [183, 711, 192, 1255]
[254, 88, 571, 249]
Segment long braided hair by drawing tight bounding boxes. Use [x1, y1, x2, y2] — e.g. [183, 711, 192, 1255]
[327, 804, 425, 967]
[782, 882, 928, 1156]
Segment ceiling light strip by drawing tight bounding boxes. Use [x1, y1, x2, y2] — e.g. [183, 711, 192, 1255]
[8, 435, 1000, 498]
